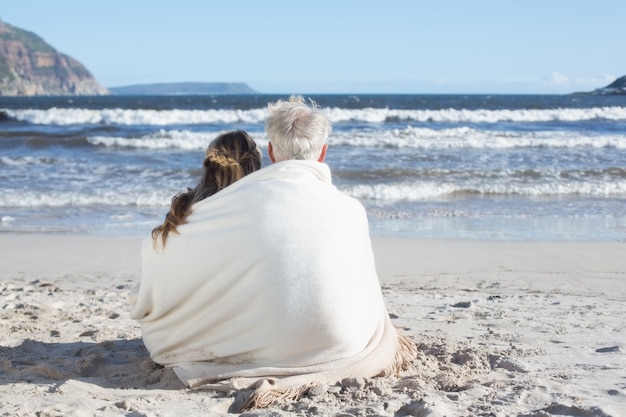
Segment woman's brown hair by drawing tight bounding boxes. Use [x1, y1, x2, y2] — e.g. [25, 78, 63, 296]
[152, 130, 261, 248]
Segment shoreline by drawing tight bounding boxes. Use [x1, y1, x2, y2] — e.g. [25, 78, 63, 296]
[1, 233, 624, 416]
[3, 211, 626, 241]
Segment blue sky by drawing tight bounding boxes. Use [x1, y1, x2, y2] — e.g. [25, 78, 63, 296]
[2, 1, 624, 94]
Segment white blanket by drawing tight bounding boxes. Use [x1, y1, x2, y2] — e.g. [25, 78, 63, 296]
[129, 160, 415, 410]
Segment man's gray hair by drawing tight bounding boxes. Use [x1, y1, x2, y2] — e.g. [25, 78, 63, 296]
[265, 95, 332, 161]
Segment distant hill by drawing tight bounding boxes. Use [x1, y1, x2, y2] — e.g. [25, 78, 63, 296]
[0, 20, 108, 96]
[575, 75, 626, 95]
[108, 82, 258, 95]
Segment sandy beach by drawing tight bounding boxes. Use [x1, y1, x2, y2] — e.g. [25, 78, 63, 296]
[1, 233, 624, 416]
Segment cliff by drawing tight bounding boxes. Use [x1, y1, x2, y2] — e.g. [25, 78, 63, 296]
[0, 20, 108, 96]
[108, 82, 258, 95]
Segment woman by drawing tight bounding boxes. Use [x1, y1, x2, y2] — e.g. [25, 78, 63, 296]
[152, 130, 261, 249]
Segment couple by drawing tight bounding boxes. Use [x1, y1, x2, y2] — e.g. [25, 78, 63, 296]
[129, 96, 416, 411]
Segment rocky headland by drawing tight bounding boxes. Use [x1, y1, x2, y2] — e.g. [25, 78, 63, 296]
[575, 75, 626, 95]
[0, 20, 108, 96]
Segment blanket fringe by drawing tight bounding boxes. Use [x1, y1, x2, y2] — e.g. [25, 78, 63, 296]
[238, 332, 417, 411]
[378, 331, 418, 377]
[239, 380, 313, 412]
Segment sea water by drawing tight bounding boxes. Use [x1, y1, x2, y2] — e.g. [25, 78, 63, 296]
[1, 94, 625, 240]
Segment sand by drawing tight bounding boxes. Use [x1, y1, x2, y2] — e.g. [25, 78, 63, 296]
[0, 234, 624, 416]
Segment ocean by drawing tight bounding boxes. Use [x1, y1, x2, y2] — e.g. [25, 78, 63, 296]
[1, 94, 625, 240]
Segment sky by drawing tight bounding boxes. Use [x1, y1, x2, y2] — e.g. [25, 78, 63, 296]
[1, 1, 625, 94]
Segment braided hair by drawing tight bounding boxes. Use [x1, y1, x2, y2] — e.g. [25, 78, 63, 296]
[152, 130, 261, 248]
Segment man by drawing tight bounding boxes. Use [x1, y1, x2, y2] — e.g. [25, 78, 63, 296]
[265, 95, 330, 163]
[130, 96, 415, 411]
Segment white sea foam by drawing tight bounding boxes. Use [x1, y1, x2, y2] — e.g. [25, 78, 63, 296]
[2, 178, 625, 208]
[344, 179, 626, 201]
[87, 129, 270, 149]
[88, 130, 218, 150]
[330, 127, 626, 149]
[324, 106, 626, 123]
[83, 127, 626, 150]
[0, 156, 56, 166]
[0, 189, 172, 208]
[5, 105, 626, 126]
[3, 108, 267, 126]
